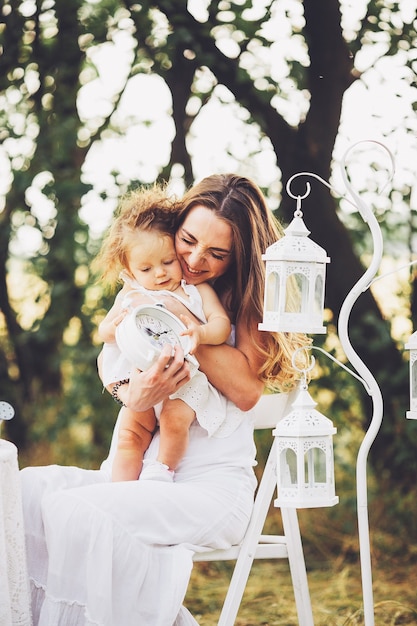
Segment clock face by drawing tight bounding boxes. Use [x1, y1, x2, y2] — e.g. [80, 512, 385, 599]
[116, 304, 198, 373]
[135, 312, 183, 349]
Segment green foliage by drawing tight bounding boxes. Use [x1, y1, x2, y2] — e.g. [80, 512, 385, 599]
[0, 0, 416, 517]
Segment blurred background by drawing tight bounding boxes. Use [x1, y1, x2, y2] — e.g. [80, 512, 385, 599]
[1, 1, 417, 622]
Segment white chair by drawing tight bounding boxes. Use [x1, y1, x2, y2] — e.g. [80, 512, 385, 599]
[192, 392, 314, 626]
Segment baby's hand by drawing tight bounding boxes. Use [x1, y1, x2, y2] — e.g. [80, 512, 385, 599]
[99, 310, 128, 343]
[112, 310, 128, 327]
[180, 314, 203, 355]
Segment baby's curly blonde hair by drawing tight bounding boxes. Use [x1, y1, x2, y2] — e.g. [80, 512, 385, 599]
[93, 184, 180, 290]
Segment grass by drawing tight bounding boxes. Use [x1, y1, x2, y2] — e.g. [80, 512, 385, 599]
[184, 498, 417, 626]
[185, 555, 417, 625]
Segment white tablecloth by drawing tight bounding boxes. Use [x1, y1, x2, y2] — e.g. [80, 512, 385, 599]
[0, 439, 32, 626]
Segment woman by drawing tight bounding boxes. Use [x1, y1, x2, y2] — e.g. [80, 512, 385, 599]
[21, 174, 307, 626]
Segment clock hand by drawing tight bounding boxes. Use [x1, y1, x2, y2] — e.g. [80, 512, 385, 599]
[144, 327, 160, 338]
[144, 327, 171, 339]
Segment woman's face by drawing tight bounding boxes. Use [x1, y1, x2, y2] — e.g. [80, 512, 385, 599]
[175, 205, 233, 285]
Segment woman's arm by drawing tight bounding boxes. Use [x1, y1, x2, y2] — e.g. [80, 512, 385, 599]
[195, 319, 265, 411]
[158, 296, 264, 410]
[98, 344, 191, 412]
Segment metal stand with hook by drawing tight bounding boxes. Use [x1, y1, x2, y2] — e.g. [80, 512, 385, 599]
[284, 140, 395, 626]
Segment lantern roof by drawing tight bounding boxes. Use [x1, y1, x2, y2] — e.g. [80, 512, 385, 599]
[274, 387, 336, 436]
[263, 215, 330, 263]
[405, 331, 417, 350]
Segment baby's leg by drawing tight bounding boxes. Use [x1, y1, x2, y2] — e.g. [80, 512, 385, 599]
[112, 407, 156, 482]
[158, 398, 196, 471]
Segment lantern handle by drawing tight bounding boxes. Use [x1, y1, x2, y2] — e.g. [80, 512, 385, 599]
[291, 349, 315, 373]
[291, 348, 315, 389]
[292, 187, 311, 217]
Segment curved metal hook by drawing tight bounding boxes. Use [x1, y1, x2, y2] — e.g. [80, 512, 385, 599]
[286, 172, 331, 199]
[341, 140, 395, 191]
[291, 346, 316, 374]
[285, 140, 395, 219]
[340, 140, 395, 222]
[285, 179, 312, 202]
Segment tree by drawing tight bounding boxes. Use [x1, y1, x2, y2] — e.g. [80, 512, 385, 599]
[0, 0, 121, 458]
[0, 1, 416, 493]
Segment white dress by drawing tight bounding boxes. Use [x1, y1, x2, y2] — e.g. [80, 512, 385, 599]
[102, 277, 245, 438]
[21, 402, 257, 625]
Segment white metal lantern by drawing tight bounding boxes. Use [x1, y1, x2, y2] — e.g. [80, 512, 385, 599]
[405, 331, 417, 419]
[274, 383, 338, 508]
[259, 205, 330, 334]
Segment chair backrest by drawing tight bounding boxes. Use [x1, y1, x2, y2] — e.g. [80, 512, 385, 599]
[251, 392, 295, 430]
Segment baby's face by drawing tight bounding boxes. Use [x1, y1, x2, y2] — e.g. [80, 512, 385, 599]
[127, 231, 183, 292]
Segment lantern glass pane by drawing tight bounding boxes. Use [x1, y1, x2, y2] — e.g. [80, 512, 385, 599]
[305, 447, 326, 485]
[266, 272, 280, 311]
[286, 273, 307, 312]
[281, 448, 297, 486]
[314, 275, 324, 314]
[412, 360, 417, 402]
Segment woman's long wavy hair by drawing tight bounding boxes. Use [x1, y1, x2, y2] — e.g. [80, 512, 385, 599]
[179, 174, 310, 391]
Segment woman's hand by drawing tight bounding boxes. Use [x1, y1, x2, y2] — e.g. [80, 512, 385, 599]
[122, 344, 191, 412]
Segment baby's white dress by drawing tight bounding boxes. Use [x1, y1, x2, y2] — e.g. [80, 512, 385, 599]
[21, 401, 257, 625]
[101, 276, 245, 437]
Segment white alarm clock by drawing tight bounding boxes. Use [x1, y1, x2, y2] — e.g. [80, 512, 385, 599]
[116, 303, 199, 373]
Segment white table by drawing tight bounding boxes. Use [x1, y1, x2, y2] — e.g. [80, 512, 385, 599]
[0, 439, 32, 626]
